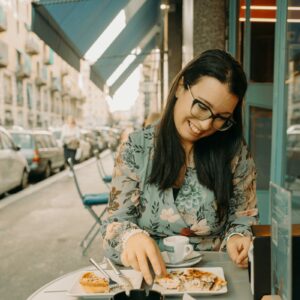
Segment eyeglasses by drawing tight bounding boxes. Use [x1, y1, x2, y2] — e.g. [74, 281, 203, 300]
[187, 85, 235, 131]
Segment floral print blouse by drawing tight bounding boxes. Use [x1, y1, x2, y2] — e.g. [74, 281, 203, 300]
[100, 125, 258, 263]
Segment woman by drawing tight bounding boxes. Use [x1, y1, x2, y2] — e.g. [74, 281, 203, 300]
[100, 49, 258, 285]
[61, 115, 80, 164]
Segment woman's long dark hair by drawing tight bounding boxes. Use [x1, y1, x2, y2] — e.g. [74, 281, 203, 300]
[148, 49, 247, 217]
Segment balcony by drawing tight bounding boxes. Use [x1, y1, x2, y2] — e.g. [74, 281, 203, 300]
[0, 40, 8, 68]
[0, 6, 7, 32]
[16, 53, 31, 79]
[62, 76, 72, 96]
[51, 76, 61, 92]
[25, 36, 40, 55]
[35, 66, 48, 86]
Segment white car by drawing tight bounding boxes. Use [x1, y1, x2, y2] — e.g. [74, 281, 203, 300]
[0, 126, 29, 195]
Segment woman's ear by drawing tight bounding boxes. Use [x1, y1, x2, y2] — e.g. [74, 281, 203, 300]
[175, 78, 185, 98]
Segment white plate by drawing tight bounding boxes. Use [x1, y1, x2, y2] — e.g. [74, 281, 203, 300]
[67, 269, 143, 299]
[152, 267, 227, 296]
[162, 251, 203, 267]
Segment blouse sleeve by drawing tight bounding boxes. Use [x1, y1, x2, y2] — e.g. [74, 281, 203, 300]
[220, 143, 259, 250]
[99, 133, 143, 263]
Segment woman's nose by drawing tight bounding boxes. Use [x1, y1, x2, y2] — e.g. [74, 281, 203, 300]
[199, 118, 213, 130]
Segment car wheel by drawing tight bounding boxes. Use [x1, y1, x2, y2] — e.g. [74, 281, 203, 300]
[60, 163, 66, 171]
[44, 163, 51, 178]
[19, 170, 29, 190]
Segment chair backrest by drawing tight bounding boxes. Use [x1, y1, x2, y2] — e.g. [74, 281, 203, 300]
[67, 157, 83, 199]
[94, 150, 107, 176]
[94, 150, 112, 190]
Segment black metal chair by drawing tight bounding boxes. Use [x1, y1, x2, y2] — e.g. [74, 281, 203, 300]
[67, 158, 109, 255]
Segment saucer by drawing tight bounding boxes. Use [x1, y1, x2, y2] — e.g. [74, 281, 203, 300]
[161, 250, 203, 267]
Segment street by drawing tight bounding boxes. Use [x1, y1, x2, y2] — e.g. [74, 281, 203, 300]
[0, 150, 114, 300]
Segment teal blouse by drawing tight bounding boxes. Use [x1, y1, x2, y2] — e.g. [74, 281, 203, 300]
[100, 125, 258, 263]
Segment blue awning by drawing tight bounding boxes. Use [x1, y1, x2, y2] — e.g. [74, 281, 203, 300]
[31, 0, 161, 95]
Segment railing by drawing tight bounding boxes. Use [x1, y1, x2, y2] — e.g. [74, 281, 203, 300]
[51, 76, 61, 92]
[16, 53, 31, 79]
[25, 36, 40, 55]
[35, 66, 48, 86]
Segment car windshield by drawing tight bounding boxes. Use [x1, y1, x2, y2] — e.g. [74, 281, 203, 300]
[11, 133, 33, 149]
[52, 131, 61, 139]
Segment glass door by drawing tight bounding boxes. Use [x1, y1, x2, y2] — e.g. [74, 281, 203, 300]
[238, 0, 276, 223]
[285, 0, 300, 224]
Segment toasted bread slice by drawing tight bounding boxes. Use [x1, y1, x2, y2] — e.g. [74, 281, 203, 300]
[80, 271, 109, 293]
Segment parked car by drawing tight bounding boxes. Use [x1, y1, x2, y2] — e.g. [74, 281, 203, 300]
[91, 129, 108, 152]
[80, 129, 97, 157]
[9, 129, 65, 178]
[0, 126, 29, 195]
[96, 126, 121, 151]
[49, 127, 91, 162]
[77, 131, 91, 162]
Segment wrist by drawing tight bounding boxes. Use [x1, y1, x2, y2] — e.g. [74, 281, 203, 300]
[226, 232, 244, 244]
[121, 229, 150, 249]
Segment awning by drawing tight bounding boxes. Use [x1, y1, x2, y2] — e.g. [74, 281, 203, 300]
[31, 0, 161, 96]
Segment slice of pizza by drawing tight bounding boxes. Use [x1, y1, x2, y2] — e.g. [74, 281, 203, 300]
[181, 269, 217, 291]
[182, 268, 227, 291]
[154, 271, 183, 290]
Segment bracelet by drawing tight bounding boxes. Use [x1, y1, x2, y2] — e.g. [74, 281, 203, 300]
[121, 229, 150, 249]
[226, 232, 244, 242]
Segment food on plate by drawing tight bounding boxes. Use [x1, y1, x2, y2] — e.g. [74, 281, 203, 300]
[79, 271, 110, 293]
[154, 268, 227, 292]
[154, 272, 181, 290]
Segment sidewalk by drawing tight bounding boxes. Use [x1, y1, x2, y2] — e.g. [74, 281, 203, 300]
[0, 151, 114, 300]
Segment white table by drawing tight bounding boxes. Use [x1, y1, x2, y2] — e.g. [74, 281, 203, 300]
[27, 252, 252, 300]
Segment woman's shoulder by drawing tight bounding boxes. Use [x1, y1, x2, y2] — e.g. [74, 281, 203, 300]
[231, 141, 254, 172]
[127, 125, 156, 146]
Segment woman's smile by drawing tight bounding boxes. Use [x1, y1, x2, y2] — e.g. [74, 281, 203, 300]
[188, 120, 201, 135]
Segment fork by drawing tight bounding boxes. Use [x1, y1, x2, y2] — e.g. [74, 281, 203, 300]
[89, 258, 119, 287]
[105, 257, 134, 290]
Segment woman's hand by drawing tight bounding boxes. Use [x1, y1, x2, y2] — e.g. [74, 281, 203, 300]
[226, 235, 251, 268]
[121, 233, 167, 285]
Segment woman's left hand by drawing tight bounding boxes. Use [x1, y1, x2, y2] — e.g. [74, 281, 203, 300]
[226, 235, 251, 268]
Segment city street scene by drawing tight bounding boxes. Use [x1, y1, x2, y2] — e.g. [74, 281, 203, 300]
[1, 0, 300, 300]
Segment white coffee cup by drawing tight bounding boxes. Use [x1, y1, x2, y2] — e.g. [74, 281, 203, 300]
[163, 235, 193, 264]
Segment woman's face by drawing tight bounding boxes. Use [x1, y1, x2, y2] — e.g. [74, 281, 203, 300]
[173, 76, 238, 149]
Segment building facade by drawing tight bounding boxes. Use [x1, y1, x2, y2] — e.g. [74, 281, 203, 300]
[0, 1, 110, 129]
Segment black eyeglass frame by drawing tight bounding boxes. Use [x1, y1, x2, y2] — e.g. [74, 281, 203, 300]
[187, 85, 236, 131]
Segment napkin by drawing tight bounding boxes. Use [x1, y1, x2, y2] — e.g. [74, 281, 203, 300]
[183, 293, 196, 300]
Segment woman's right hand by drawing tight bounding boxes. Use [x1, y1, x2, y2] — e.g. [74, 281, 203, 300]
[121, 233, 167, 285]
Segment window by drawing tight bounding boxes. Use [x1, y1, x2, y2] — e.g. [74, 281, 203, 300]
[239, 1, 275, 82]
[27, 83, 33, 109]
[249, 107, 272, 189]
[36, 86, 41, 111]
[4, 110, 13, 127]
[3, 75, 12, 104]
[16, 79, 23, 106]
[43, 89, 48, 112]
[11, 133, 32, 149]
